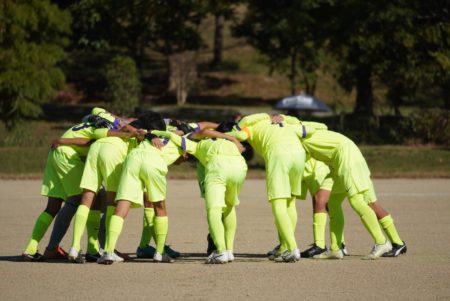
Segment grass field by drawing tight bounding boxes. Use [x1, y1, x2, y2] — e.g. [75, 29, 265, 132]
[0, 144, 449, 179]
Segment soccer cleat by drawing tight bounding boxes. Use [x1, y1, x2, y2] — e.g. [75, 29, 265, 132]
[205, 251, 228, 264]
[274, 249, 300, 263]
[22, 252, 45, 262]
[97, 252, 115, 265]
[68, 247, 85, 263]
[164, 245, 181, 258]
[382, 241, 407, 257]
[153, 252, 175, 263]
[114, 249, 130, 261]
[85, 252, 101, 262]
[43, 246, 68, 260]
[226, 250, 235, 262]
[362, 241, 392, 260]
[300, 244, 327, 258]
[267, 244, 280, 256]
[136, 245, 156, 258]
[313, 249, 344, 260]
[111, 252, 124, 263]
[341, 243, 349, 256]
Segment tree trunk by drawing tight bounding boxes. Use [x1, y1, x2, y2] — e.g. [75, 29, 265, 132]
[354, 65, 374, 116]
[289, 50, 298, 95]
[211, 14, 224, 69]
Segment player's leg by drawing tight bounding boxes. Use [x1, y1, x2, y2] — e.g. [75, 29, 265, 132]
[369, 200, 406, 257]
[271, 198, 299, 262]
[85, 198, 102, 260]
[136, 194, 156, 258]
[44, 194, 81, 260]
[348, 192, 391, 259]
[99, 199, 131, 264]
[152, 200, 174, 263]
[301, 190, 329, 258]
[314, 193, 346, 259]
[23, 197, 63, 261]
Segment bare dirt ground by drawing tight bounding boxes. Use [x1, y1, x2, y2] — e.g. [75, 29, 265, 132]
[1, 179, 449, 301]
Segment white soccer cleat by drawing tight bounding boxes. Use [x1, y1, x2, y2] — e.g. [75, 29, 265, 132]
[97, 252, 114, 265]
[313, 249, 344, 260]
[362, 241, 392, 260]
[226, 250, 234, 262]
[153, 252, 175, 263]
[274, 249, 299, 263]
[205, 251, 228, 264]
[68, 247, 85, 263]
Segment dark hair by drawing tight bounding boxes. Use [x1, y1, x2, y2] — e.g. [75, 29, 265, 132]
[216, 121, 236, 133]
[86, 115, 115, 129]
[241, 142, 254, 162]
[137, 110, 166, 131]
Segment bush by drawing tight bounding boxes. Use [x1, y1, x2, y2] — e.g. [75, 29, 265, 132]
[104, 56, 141, 115]
[403, 109, 450, 146]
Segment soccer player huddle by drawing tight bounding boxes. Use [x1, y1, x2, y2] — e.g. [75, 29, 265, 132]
[21, 108, 407, 264]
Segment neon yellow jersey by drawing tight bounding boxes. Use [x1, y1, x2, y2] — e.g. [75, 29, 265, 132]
[59, 122, 109, 157]
[94, 136, 139, 156]
[232, 114, 301, 158]
[138, 139, 183, 166]
[162, 133, 242, 167]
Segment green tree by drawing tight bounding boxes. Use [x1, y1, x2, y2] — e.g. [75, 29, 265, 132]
[325, 0, 450, 115]
[0, 0, 70, 127]
[104, 56, 141, 115]
[234, 0, 327, 95]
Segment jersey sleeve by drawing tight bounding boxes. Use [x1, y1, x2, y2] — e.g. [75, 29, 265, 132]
[281, 115, 301, 125]
[237, 113, 270, 128]
[167, 132, 198, 155]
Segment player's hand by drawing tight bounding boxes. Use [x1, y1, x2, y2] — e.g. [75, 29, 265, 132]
[51, 139, 61, 149]
[151, 137, 164, 149]
[231, 138, 245, 153]
[151, 130, 171, 139]
[271, 115, 283, 124]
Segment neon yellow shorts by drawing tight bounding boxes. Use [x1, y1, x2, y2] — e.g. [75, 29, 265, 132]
[41, 147, 84, 200]
[335, 141, 373, 197]
[265, 144, 305, 201]
[80, 140, 128, 193]
[115, 148, 168, 208]
[204, 156, 247, 209]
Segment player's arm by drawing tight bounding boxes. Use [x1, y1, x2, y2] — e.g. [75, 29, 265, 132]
[151, 130, 198, 155]
[51, 138, 94, 149]
[191, 129, 245, 153]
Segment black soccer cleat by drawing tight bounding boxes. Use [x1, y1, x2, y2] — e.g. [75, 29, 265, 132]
[382, 241, 407, 257]
[85, 252, 101, 262]
[22, 252, 46, 262]
[300, 244, 327, 258]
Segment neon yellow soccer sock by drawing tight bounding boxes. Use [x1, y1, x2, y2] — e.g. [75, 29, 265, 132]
[25, 211, 54, 255]
[379, 215, 403, 245]
[207, 207, 226, 252]
[349, 193, 386, 245]
[154, 216, 169, 254]
[105, 215, 124, 253]
[327, 193, 346, 251]
[105, 205, 115, 233]
[313, 212, 327, 249]
[86, 210, 101, 254]
[271, 198, 298, 251]
[222, 206, 236, 251]
[286, 197, 298, 230]
[71, 205, 90, 252]
[139, 208, 155, 249]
